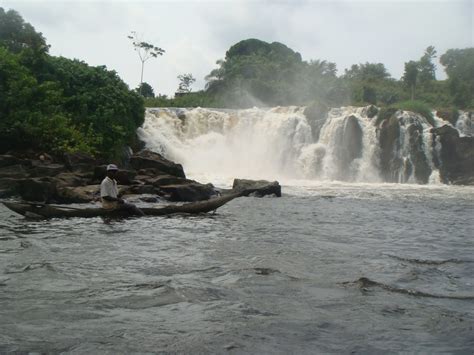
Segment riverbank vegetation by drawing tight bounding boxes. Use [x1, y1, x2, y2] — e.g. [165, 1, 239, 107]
[1, 7, 472, 158]
[148, 39, 473, 112]
[0, 8, 144, 158]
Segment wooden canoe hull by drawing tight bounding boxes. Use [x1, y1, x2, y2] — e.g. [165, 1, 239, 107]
[2, 192, 243, 219]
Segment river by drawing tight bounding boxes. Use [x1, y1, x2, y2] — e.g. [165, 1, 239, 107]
[1, 181, 473, 353]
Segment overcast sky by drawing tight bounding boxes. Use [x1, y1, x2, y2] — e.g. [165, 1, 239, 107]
[1, 0, 472, 96]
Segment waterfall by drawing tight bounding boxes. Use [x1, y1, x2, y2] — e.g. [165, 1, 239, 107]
[137, 106, 469, 185]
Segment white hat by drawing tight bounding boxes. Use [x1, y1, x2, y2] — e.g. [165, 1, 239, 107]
[106, 164, 118, 171]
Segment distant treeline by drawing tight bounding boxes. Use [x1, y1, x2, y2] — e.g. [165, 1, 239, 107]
[1, 8, 473, 157]
[147, 39, 473, 111]
[0, 8, 144, 158]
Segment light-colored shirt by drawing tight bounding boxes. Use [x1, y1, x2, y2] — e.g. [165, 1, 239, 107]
[100, 176, 119, 209]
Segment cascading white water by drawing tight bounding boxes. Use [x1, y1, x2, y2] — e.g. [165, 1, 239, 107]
[138, 107, 313, 184]
[137, 106, 463, 185]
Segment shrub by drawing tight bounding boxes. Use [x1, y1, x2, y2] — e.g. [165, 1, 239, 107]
[395, 100, 435, 126]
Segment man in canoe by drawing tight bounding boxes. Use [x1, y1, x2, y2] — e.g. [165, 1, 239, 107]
[100, 164, 144, 216]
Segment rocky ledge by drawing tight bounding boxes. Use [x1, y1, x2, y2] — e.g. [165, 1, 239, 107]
[0, 150, 281, 203]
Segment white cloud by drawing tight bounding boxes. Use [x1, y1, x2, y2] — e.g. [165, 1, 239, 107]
[1, 0, 472, 95]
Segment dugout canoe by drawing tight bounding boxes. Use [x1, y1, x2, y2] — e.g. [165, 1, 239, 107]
[2, 192, 244, 219]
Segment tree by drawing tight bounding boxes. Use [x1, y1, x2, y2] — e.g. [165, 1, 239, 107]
[418, 45, 437, 85]
[440, 48, 474, 107]
[177, 73, 196, 93]
[0, 8, 145, 157]
[403, 60, 419, 100]
[127, 31, 165, 95]
[0, 7, 49, 54]
[343, 63, 391, 82]
[136, 82, 154, 98]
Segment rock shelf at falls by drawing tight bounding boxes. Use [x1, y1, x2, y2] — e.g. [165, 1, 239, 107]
[137, 106, 474, 186]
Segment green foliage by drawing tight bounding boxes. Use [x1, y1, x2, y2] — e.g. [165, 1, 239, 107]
[128, 31, 164, 90]
[144, 91, 216, 108]
[396, 100, 435, 125]
[374, 107, 398, 126]
[0, 8, 144, 158]
[418, 46, 437, 85]
[0, 8, 49, 54]
[440, 48, 474, 108]
[375, 100, 435, 127]
[177, 73, 196, 93]
[403, 60, 419, 100]
[204, 38, 341, 108]
[343, 63, 391, 82]
[136, 82, 155, 98]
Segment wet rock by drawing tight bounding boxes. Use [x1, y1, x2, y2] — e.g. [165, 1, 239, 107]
[0, 178, 20, 198]
[93, 165, 137, 185]
[63, 152, 98, 173]
[54, 172, 87, 188]
[232, 179, 281, 197]
[55, 185, 100, 203]
[139, 196, 160, 203]
[158, 182, 217, 202]
[0, 155, 25, 168]
[17, 178, 56, 202]
[432, 125, 474, 185]
[340, 115, 363, 169]
[436, 110, 459, 125]
[366, 105, 379, 119]
[130, 150, 185, 178]
[406, 123, 431, 184]
[29, 161, 66, 177]
[303, 101, 329, 141]
[0, 164, 29, 179]
[120, 184, 156, 195]
[147, 175, 197, 187]
[379, 114, 401, 182]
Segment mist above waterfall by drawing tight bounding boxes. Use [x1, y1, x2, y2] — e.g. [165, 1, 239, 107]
[137, 106, 471, 186]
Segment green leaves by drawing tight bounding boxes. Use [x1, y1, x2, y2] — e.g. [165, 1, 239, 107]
[0, 10, 145, 158]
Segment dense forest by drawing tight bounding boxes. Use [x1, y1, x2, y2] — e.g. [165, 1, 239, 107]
[1, 8, 473, 157]
[0, 8, 144, 158]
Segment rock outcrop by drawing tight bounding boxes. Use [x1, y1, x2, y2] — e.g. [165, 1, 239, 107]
[0, 149, 218, 203]
[232, 179, 281, 197]
[432, 125, 474, 185]
[130, 149, 185, 178]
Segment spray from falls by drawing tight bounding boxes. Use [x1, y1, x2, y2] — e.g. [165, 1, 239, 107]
[137, 106, 471, 185]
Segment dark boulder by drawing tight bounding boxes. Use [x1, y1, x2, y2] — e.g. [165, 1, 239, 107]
[0, 164, 29, 179]
[0, 155, 27, 168]
[303, 101, 329, 141]
[17, 178, 56, 202]
[340, 115, 363, 176]
[130, 150, 185, 178]
[379, 114, 401, 182]
[232, 179, 281, 197]
[120, 184, 156, 195]
[63, 152, 98, 173]
[406, 123, 431, 184]
[366, 105, 379, 119]
[55, 185, 100, 203]
[54, 172, 87, 188]
[93, 165, 136, 185]
[0, 178, 20, 198]
[147, 175, 197, 187]
[436, 110, 459, 126]
[432, 125, 474, 185]
[158, 183, 217, 202]
[29, 161, 66, 177]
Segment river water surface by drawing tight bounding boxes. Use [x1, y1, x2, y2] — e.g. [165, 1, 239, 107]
[1, 182, 473, 353]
